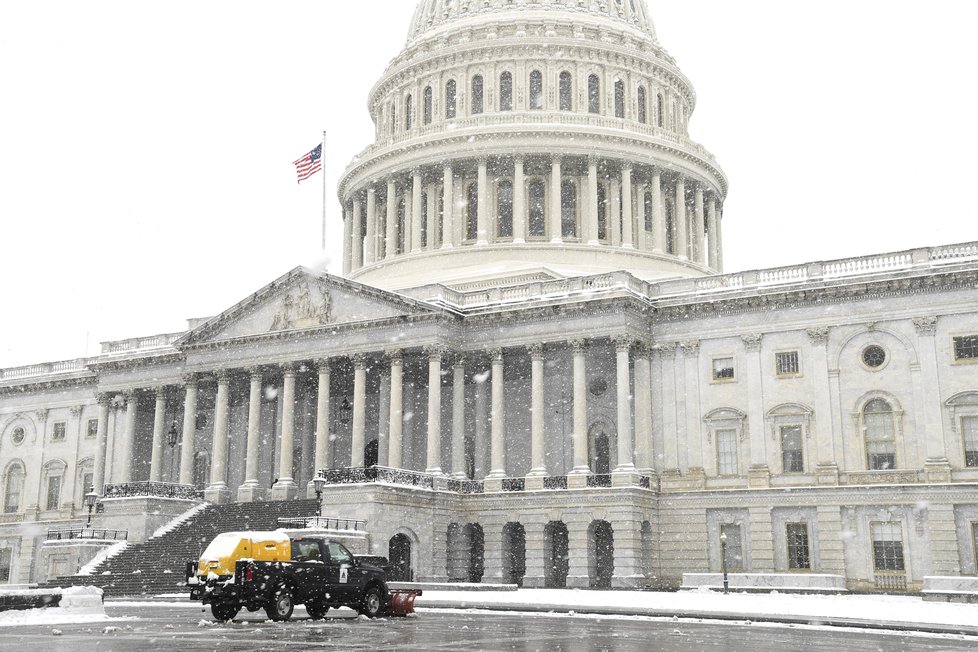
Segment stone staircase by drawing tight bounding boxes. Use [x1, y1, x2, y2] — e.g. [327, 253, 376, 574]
[39, 499, 320, 597]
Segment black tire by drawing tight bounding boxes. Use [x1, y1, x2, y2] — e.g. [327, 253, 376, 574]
[265, 586, 295, 622]
[305, 600, 330, 620]
[211, 603, 240, 622]
[358, 585, 385, 618]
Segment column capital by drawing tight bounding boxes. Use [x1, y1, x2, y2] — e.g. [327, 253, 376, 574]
[69, 405, 84, 417]
[652, 341, 677, 357]
[488, 347, 505, 364]
[248, 367, 265, 382]
[913, 316, 939, 335]
[451, 352, 467, 370]
[806, 327, 830, 346]
[423, 345, 447, 360]
[587, 154, 599, 166]
[215, 369, 231, 384]
[621, 161, 633, 173]
[612, 335, 634, 354]
[633, 340, 654, 358]
[315, 359, 331, 374]
[384, 349, 404, 365]
[97, 393, 114, 408]
[35, 408, 49, 422]
[148, 385, 168, 399]
[527, 342, 545, 359]
[741, 333, 763, 352]
[679, 339, 700, 356]
[570, 339, 588, 354]
[280, 361, 296, 376]
[352, 353, 368, 369]
[182, 373, 198, 387]
[513, 154, 526, 165]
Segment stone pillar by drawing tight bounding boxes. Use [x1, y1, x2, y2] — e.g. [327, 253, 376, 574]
[586, 156, 599, 245]
[149, 387, 167, 483]
[451, 357, 466, 478]
[342, 204, 353, 276]
[205, 371, 232, 503]
[513, 156, 526, 243]
[385, 179, 397, 258]
[549, 157, 562, 243]
[651, 171, 665, 254]
[387, 350, 404, 469]
[351, 354, 367, 468]
[411, 171, 423, 252]
[694, 187, 706, 265]
[93, 393, 112, 495]
[118, 391, 138, 483]
[633, 343, 654, 475]
[915, 317, 952, 481]
[748, 507, 775, 572]
[486, 349, 507, 483]
[569, 340, 590, 485]
[426, 347, 444, 474]
[365, 187, 377, 263]
[522, 522, 546, 588]
[613, 337, 635, 476]
[272, 363, 299, 500]
[527, 344, 547, 484]
[675, 178, 688, 259]
[565, 519, 590, 588]
[680, 340, 705, 484]
[443, 165, 456, 248]
[309, 360, 331, 494]
[815, 505, 846, 575]
[656, 343, 680, 475]
[351, 198, 364, 270]
[621, 164, 634, 248]
[743, 334, 770, 487]
[377, 368, 390, 468]
[178, 375, 199, 486]
[706, 196, 719, 270]
[807, 328, 839, 485]
[238, 368, 265, 502]
[477, 158, 489, 246]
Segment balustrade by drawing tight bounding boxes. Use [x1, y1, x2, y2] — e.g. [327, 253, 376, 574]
[102, 481, 201, 500]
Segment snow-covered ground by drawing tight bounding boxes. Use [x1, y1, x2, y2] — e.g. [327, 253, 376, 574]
[0, 586, 108, 627]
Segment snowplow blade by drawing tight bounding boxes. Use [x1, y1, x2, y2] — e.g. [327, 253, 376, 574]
[387, 589, 421, 616]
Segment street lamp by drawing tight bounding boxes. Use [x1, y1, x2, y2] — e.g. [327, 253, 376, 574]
[312, 476, 327, 518]
[167, 421, 179, 447]
[719, 530, 729, 594]
[84, 487, 98, 529]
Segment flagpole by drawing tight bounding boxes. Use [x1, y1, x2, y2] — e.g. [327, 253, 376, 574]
[321, 130, 327, 252]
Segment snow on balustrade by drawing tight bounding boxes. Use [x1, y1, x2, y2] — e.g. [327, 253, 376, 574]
[758, 266, 809, 286]
[932, 242, 978, 261]
[822, 253, 914, 278]
[0, 358, 92, 381]
[100, 332, 183, 355]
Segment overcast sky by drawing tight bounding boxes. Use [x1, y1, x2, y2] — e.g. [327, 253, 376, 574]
[2, 1, 977, 368]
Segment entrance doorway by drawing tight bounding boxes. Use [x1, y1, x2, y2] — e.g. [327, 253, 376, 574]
[502, 522, 526, 586]
[544, 521, 569, 588]
[364, 439, 379, 468]
[589, 520, 614, 588]
[388, 534, 412, 581]
[463, 523, 484, 583]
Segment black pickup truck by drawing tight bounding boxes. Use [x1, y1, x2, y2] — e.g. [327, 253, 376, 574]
[187, 533, 414, 622]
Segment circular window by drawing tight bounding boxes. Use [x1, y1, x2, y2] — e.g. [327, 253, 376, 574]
[589, 378, 608, 397]
[862, 345, 887, 369]
[11, 427, 25, 445]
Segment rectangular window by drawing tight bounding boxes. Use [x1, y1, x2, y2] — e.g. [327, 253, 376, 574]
[953, 335, 978, 361]
[776, 351, 800, 376]
[0, 548, 11, 582]
[973, 522, 978, 572]
[871, 522, 905, 572]
[721, 524, 744, 571]
[52, 421, 66, 441]
[46, 476, 61, 511]
[86, 419, 98, 439]
[716, 429, 738, 476]
[786, 523, 811, 570]
[781, 425, 804, 473]
[80, 472, 94, 507]
[964, 416, 978, 468]
[712, 357, 735, 381]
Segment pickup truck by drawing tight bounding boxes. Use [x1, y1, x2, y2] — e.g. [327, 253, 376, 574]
[187, 531, 417, 622]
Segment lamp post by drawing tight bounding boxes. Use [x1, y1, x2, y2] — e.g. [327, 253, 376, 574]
[312, 476, 327, 519]
[84, 487, 98, 529]
[719, 530, 729, 594]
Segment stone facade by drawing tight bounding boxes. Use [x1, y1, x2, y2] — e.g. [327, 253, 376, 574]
[1, 1, 977, 591]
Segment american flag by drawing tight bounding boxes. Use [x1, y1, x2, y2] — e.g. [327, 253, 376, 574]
[293, 143, 323, 183]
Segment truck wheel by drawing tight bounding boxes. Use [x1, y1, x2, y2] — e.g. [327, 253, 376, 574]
[265, 586, 294, 621]
[358, 585, 385, 618]
[211, 603, 240, 622]
[305, 601, 329, 620]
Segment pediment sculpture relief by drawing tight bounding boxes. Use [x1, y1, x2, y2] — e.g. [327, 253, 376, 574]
[269, 282, 331, 332]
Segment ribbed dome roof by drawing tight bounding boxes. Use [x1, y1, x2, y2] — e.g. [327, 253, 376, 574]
[408, 0, 657, 44]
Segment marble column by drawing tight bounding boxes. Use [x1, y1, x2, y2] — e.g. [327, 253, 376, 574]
[92, 393, 112, 495]
[915, 317, 952, 481]
[487, 349, 507, 480]
[651, 171, 665, 253]
[477, 158, 489, 246]
[351, 354, 367, 467]
[385, 179, 397, 258]
[237, 368, 265, 502]
[694, 187, 706, 265]
[706, 196, 719, 270]
[118, 391, 138, 483]
[387, 350, 404, 469]
[149, 387, 167, 483]
[411, 171, 423, 252]
[443, 165, 456, 248]
[451, 357, 466, 479]
[569, 340, 590, 481]
[743, 334, 769, 487]
[586, 156, 599, 245]
[352, 198, 364, 270]
[311, 360, 331, 492]
[549, 157, 562, 243]
[633, 343, 654, 474]
[621, 164, 634, 248]
[342, 205, 353, 276]
[272, 363, 299, 500]
[178, 375, 199, 486]
[805, 328, 838, 485]
[426, 347, 444, 474]
[513, 156, 526, 243]
[614, 337, 635, 474]
[205, 371, 231, 503]
[527, 344, 547, 478]
[365, 188, 377, 263]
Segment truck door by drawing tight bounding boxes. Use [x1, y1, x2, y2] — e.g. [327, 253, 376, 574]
[326, 542, 357, 599]
[291, 538, 328, 603]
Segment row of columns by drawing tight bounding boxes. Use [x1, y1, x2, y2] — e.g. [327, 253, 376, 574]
[343, 158, 723, 274]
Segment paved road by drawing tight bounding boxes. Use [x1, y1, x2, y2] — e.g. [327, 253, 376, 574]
[1, 603, 975, 651]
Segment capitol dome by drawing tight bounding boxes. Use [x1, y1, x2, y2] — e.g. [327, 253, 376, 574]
[338, 0, 727, 291]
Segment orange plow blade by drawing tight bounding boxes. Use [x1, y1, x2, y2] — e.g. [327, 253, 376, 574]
[388, 589, 421, 616]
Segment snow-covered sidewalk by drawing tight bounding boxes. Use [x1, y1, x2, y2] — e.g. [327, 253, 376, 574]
[414, 588, 978, 633]
[0, 586, 109, 627]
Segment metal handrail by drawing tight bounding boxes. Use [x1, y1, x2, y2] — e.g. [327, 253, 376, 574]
[46, 528, 128, 541]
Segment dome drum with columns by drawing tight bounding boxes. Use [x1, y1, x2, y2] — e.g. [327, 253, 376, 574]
[339, 0, 726, 289]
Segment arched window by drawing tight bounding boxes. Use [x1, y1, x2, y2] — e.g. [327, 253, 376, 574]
[423, 86, 433, 125]
[446, 79, 457, 119]
[637, 86, 647, 124]
[471, 75, 484, 115]
[588, 74, 601, 114]
[405, 94, 413, 131]
[644, 191, 654, 232]
[864, 399, 896, 470]
[561, 179, 578, 238]
[664, 198, 674, 253]
[3, 463, 24, 513]
[656, 92, 664, 127]
[465, 183, 478, 240]
[597, 183, 608, 241]
[558, 71, 573, 111]
[42, 461, 66, 512]
[397, 199, 406, 253]
[529, 70, 544, 110]
[497, 180, 514, 238]
[390, 101, 397, 134]
[528, 180, 546, 237]
[614, 80, 625, 118]
[499, 71, 513, 111]
[420, 191, 429, 248]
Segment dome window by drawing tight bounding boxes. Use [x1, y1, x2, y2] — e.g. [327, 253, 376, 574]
[530, 71, 544, 110]
[637, 86, 647, 124]
[471, 75, 484, 115]
[528, 180, 547, 237]
[446, 80, 457, 119]
[559, 72, 573, 111]
[465, 183, 479, 240]
[656, 93, 664, 127]
[560, 180, 578, 238]
[423, 86, 433, 125]
[500, 72, 513, 112]
[588, 75, 601, 114]
[614, 80, 625, 118]
[497, 180, 514, 238]
[405, 94, 414, 131]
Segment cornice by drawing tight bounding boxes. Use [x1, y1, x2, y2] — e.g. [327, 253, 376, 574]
[0, 375, 97, 397]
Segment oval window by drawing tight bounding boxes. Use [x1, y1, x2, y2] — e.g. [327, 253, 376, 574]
[862, 345, 886, 369]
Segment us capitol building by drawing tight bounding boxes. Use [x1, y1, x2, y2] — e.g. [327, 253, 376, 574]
[2, 0, 977, 593]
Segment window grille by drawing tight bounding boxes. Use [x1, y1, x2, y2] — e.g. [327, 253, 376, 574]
[964, 416, 978, 467]
[786, 523, 811, 570]
[558, 71, 571, 111]
[871, 522, 905, 572]
[446, 80, 457, 119]
[530, 70, 544, 110]
[87, 419, 98, 438]
[3, 466, 23, 513]
[560, 180, 577, 238]
[405, 94, 413, 131]
[954, 335, 978, 361]
[528, 180, 546, 237]
[716, 429, 738, 476]
[776, 351, 800, 376]
[864, 399, 896, 470]
[53, 422, 67, 441]
[713, 357, 735, 380]
[499, 72, 513, 111]
[465, 184, 478, 240]
[637, 86, 647, 123]
[0, 548, 11, 582]
[596, 184, 607, 241]
[721, 524, 743, 571]
[470, 75, 484, 115]
[614, 80, 625, 118]
[423, 86, 433, 125]
[46, 475, 62, 511]
[497, 180, 514, 238]
[781, 425, 804, 473]
[588, 74, 600, 114]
